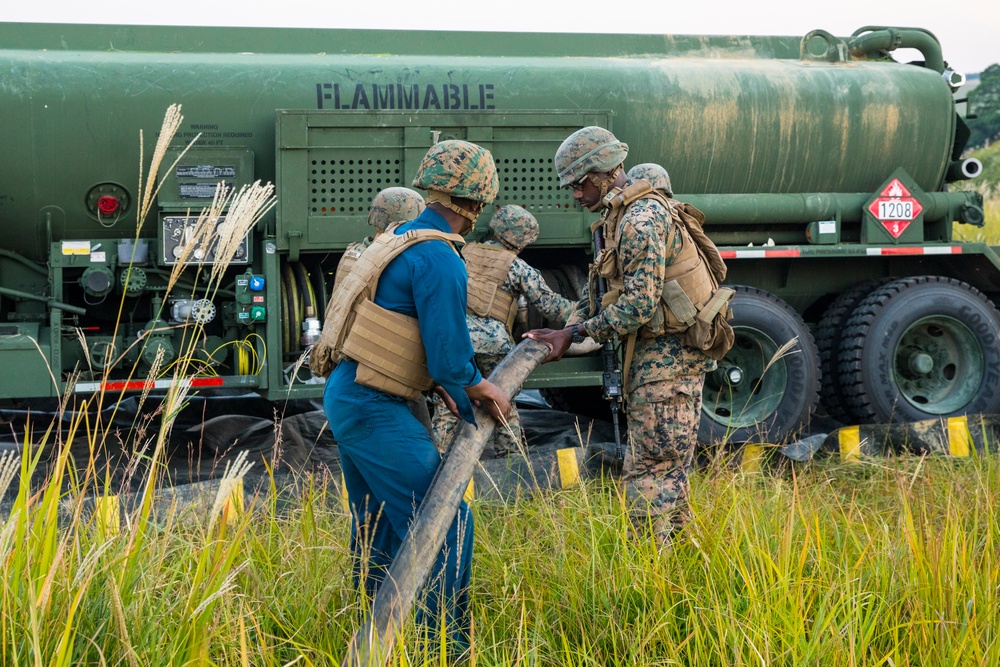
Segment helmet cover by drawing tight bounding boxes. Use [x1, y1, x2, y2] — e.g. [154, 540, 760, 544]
[489, 205, 539, 250]
[554, 126, 628, 188]
[368, 187, 426, 233]
[412, 140, 499, 204]
[627, 163, 673, 196]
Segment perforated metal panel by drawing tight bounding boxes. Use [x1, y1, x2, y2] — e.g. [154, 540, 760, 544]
[276, 110, 611, 251]
[496, 155, 575, 213]
[309, 155, 403, 216]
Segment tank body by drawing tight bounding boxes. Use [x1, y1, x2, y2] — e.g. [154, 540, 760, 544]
[0, 24, 956, 260]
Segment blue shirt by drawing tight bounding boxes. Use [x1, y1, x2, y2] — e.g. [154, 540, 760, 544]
[374, 208, 482, 423]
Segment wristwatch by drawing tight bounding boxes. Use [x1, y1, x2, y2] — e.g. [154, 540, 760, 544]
[570, 323, 587, 344]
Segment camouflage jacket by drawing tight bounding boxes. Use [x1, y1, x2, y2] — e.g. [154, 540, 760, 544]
[573, 196, 716, 392]
[468, 240, 573, 356]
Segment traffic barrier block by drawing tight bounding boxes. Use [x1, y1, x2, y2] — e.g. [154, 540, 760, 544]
[829, 414, 995, 461]
[467, 446, 586, 502]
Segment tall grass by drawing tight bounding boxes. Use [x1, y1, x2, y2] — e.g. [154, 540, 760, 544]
[0, 104, 282, 666]
[3, 446, 998, 665]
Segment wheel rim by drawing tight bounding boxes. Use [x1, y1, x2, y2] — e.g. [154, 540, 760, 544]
[703, 326, 788, 430]
[892, 315, 984, 414]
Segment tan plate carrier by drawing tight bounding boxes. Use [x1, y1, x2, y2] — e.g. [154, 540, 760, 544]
[310, 228, 465, 400]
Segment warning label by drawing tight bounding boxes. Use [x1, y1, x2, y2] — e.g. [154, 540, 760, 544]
[177, 165, 237, 179]
[867, 178, 923, 239]
[179, 182, 233, 200]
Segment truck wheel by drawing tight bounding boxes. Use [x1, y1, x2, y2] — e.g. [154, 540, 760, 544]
[699, 286, 820, 444]
[815, 279, 889, 424]
[837, 276, 1000, 423]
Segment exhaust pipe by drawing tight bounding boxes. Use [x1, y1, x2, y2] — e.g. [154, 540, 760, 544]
[946, 157, 983, 182]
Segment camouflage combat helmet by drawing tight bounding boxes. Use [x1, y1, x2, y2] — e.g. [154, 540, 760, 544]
[627, 163, 673, 197]
[412, 140, 499, 204]
[489, 205, 539, 251]
[368, 187, 426, 233]
[412, 140, 499, 224]
[554, 126, 629, 188]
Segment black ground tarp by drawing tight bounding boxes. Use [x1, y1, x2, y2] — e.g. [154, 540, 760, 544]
[0, 392, 621, 502]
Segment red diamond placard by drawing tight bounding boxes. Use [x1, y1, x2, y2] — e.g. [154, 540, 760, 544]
[867, 178, 923, 239]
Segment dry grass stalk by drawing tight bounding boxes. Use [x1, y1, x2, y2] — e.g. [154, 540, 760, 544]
[762, 335, 800, 376]
[137, 104, 189, 224]
[207, 449, 253, 535]
[210, 181, 276, 284]
[0, 451, 21, 500]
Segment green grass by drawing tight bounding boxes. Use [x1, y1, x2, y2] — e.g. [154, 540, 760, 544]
[2, 448, 999, 665]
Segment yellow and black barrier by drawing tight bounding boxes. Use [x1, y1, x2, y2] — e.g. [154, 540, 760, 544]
[67, 414, 997, 531]
[832, 414, 987, 462]
[465, 446, 586, 502]
[338, 446, 587, 507]
[736, 414, 996, 470]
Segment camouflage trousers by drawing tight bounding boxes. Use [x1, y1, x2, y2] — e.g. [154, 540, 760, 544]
[622, 376, 704, 541]
[431, 353, 522, 457]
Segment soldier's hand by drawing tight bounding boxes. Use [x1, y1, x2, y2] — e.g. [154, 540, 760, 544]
[465, 379, 512, 424]
[433, 385, 460, 418]
[523, 327, 574, 363]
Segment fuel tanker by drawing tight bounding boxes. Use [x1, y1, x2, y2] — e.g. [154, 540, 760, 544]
[0, 22, 992, 443]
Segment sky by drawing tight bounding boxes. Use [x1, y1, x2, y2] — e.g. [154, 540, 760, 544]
[1, 0, 998, 75]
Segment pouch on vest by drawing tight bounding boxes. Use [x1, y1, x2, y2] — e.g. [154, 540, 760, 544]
[595, 247, 617, 279]
[668, 201, 734, 358]
[680, 287, 735, 360]
[342, 298, 434, 400]
[589, 238, 623, 313]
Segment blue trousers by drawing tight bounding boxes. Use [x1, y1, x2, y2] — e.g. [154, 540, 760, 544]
[324, 361, 474, 646]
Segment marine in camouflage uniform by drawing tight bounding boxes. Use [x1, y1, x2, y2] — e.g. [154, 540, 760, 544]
[333, 187, 426, 290]
[431, 206, 573, 456]
[527, 127, 717, 542]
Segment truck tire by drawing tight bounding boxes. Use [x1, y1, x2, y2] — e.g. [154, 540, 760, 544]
[815, 279, 889, 424]
[699, 286, 820, 445]
[837, 276, 1000, 424]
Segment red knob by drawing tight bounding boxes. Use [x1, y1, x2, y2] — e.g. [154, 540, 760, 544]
[97, 195, 120, 215]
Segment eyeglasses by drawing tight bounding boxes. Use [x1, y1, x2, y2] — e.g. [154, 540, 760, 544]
[568, 177, 588, 192]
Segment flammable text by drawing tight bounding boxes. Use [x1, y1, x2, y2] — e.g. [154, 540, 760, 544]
[316, 83, 495, 110]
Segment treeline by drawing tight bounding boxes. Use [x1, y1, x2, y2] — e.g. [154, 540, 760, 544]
[969, 64, 1000, 148]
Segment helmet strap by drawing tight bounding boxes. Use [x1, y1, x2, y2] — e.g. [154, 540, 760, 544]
[427, 191, 481, 223]
[495, 236, 520, 252]
[585, 165, 623, 212]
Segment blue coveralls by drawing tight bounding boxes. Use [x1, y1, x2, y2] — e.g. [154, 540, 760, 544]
[324, 208, 482, 647]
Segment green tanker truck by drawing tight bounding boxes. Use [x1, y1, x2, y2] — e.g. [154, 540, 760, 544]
[0, 22, 992, 443]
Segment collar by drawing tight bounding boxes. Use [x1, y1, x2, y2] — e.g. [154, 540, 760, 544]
[395, 207, 453, 235]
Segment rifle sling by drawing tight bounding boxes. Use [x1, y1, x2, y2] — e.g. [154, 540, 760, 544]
[622, 332, 637, 394]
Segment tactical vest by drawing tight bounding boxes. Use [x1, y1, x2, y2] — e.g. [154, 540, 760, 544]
[592, 180, 735, 360]
[310, 228, 465, 399]
[332, 223, 402, 292]
[333, 239, 370, 293]
[461, 242, 519, 333]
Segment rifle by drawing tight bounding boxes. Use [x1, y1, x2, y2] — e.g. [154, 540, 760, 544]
[592, 225, 625, 460]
